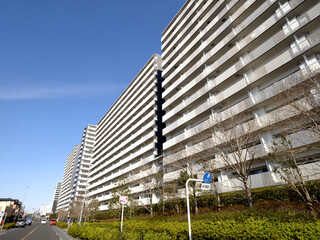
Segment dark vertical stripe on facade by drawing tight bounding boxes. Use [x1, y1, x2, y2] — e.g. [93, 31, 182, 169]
[155, 70, 166, 156]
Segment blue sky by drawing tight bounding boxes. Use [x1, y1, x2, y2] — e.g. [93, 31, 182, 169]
[0, 0, 185, 212]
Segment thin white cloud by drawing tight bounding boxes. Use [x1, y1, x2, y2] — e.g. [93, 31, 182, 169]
[0, 83, 124, 100]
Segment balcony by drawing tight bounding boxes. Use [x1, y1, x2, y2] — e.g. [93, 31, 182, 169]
[90, 128, 155, 177]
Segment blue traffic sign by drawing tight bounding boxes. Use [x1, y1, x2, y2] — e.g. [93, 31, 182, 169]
[203, 173, 212, 183]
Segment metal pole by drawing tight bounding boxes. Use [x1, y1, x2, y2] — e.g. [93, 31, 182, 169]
[1, 213, 7, 231]
[120, 204, 124, 232]
[79, 182, 88, 226]
[186, 179, 202, 240]
[22, 186, 29, 203]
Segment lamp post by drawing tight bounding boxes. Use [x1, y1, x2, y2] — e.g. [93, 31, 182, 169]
[22, 186, 29, 216]
[15, 186, 29, 222]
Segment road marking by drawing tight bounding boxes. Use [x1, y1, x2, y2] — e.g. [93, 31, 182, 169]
[21, 225, 39, 240]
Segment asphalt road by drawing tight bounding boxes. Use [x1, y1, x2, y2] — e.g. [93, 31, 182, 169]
[0, 222, 74, 240]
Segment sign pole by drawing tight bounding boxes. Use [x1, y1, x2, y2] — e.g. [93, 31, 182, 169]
[120, 204, 124, 232]
[0, 213, 7, 231]
[186, 179, 203, 240]
[186, 173, 211, 240]
[119, 196, 128, 232]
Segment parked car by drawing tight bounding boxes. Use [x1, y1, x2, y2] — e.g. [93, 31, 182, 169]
[16, 219, 26, 228]
[41, 219, 47, 224]
[50, 219, 56, 225]
[26, 218, 33, 225]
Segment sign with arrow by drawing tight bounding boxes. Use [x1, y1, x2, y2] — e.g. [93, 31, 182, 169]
[203, 172, 212, 183]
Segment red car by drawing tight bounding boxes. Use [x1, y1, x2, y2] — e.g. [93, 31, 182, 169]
[50, 219, 56, 225]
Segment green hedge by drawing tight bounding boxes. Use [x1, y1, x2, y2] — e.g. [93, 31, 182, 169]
[3, 223, 16, 230]
[56, 221, 68, 228]
[67, 218, 320, 240]
[95, 181, 320, 219]
[162, 181, 320, 213]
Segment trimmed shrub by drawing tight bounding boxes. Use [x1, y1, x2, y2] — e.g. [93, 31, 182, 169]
[56, 221, 68, 228]
[65, 218, 320, 240]
[68, 223, 84, 238]
[3, 223, 16, 230]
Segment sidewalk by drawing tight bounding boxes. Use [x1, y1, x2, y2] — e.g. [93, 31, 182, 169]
[53, 226, 77, 240]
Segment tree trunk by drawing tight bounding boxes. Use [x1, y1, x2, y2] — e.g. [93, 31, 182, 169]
[294, 157, 319, 216]
[192, 185, 198, 214]
[302, 183, 318, 216]
[162, 186, 165, 214]
[149, 191, 153, 217]
[243, 178, 253, 208]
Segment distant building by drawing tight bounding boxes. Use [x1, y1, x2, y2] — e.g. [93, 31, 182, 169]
[0, 198, 23, 223]
[56, 145, 80, 211]
[56, 125, 96, 211]
[70, 125, 96, 203]
[40, 204, 52, 217]
[51, 182, 61, 213]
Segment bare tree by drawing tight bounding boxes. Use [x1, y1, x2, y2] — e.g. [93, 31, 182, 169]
[130, 161, 162, 217]
[266, 71, 320, 216]
[269, 135, 320, 216]
[84, 199, 101, 221]
[108, 178, 131, 218]
[276, 72, 320, 139]
[56, 210, 68, 222]
[164, 138, 210, 214]
[162, 180, 182, 214]
[69, 199, 82, 221]
[109, 178, 131, 208]
[206, 109, 262, 208]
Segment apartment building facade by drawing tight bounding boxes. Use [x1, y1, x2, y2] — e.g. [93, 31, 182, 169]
[56, 145, 80, 211]
[56, 125, 96, 212]
[161, 0, 320, 193]
[87, 54, 164, 210]
[70, 124, 96, 203]
[56, 0, 320, 212]
[51, 182, 61, 213]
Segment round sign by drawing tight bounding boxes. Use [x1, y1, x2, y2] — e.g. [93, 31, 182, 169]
[119, 196, 128, 205]
[203, 173, 212, 183]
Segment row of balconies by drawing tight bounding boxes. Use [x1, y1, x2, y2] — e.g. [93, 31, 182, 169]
[162, 0, 213, 63]
[163, 0, 310, 108]
[163, 0, 264, 79]
[90, 120, 155, 176]
[92, 109, 155, 167]
[90, 132, 155, 180]
[96, 83, 155, 144]
[161, 0, 197, 49]
[93, 94, 156, 161]
[88, 143, 155, 188]
[162, 0, 237, 62]
[163, 27, 320, 142]
[95, 56, 159, 140]
[89, 156, 159, 198]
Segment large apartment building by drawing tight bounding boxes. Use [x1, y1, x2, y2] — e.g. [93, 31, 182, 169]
[161, 0, 320, 192]
[56, 125, 96, 211]
[51, 182, 61, 213]
[57, 0, 320, 211]
[56, 145, 80, 211]
[87, 54, 164, 210]
[70, 124, 96, 203]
